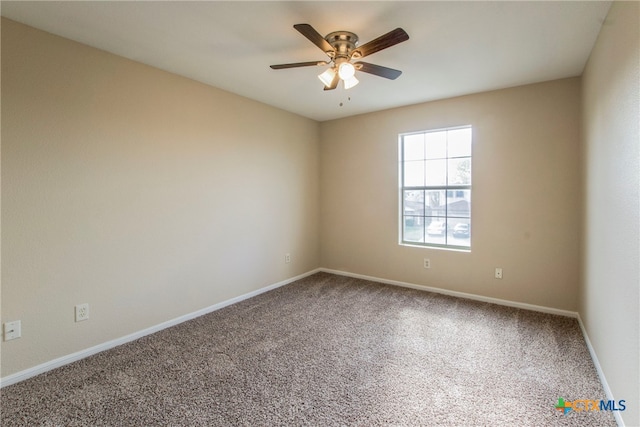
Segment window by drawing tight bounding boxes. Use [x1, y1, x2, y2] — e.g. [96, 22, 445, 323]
[400, 126, 472, 249]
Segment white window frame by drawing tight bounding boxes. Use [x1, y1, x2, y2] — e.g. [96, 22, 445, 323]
[399, 126, 472, 251]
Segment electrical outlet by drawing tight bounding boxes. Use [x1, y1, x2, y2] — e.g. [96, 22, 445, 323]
[495, 268, 503, 279]
[3, 320, 21, 341]
[75, 303, 89, 322]
[285, 253, 291, 264]
[424, 258, 431, 269]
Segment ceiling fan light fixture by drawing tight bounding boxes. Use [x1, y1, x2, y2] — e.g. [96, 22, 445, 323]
[318, 68, 336, 87]
[343, 75, 359, 90]
[272, 24, 409, 91]
[338, 62, 356, 80]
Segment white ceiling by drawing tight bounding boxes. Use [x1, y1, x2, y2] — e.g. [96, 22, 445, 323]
[1, 1, 611, 122]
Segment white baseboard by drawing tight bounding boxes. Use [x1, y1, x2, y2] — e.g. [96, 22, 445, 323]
[320, 268, 579, 318]
[576, 314, 625, 427]
[0, 268, 321, 388]
[3, 266, 617, 426]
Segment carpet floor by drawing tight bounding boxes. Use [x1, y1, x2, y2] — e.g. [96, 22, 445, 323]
[1, 272, 615, 426]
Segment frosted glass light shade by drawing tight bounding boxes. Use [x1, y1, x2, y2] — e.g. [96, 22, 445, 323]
[318, 68, 336, 87]
[338, 62, 356, 80]
[343, 75, 359, 89]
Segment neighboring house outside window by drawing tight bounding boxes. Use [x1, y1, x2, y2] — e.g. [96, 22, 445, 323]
[400, 126, 472, 250]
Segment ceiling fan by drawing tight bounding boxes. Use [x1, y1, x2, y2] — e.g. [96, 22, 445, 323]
[270, 24, 409, 91]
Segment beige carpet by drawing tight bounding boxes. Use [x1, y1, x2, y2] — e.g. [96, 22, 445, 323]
[1, 272, 615, 426]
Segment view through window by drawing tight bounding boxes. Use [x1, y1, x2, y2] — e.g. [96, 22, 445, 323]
[400, 126, 472, 249]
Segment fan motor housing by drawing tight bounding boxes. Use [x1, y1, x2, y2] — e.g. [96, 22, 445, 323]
[325, 31, 358, 58]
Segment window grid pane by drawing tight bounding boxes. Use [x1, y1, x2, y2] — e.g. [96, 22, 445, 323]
[404, 160, 425, 187]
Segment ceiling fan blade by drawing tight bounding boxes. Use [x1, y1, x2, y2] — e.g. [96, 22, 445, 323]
[323, 72, 340, 91]
[270, 61, 329, 70]
[294, 24, 334, 55]
[355, 62, 402, 80]
[352, 28, 409, 59]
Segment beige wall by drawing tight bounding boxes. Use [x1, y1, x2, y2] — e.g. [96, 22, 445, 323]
[1, 18, 320, 377]
[320, 78, 582, 311]
[581, 1, 639, 425]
